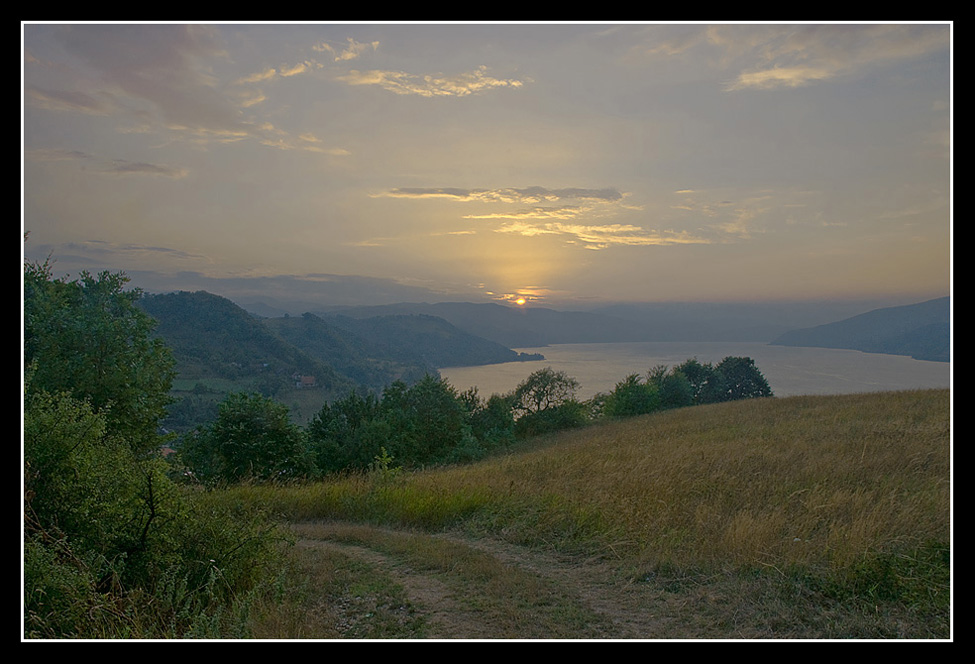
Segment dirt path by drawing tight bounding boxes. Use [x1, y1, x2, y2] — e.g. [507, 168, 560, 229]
[290, 521, 685, 640]
[296, 535, 496, 639]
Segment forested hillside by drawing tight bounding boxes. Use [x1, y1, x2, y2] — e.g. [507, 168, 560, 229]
[771, 296, 950, 362]
[138, 291, 545, 432]
[313, 312, 544, 367]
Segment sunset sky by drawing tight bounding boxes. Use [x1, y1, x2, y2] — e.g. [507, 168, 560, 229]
[22, 22, 952, 310]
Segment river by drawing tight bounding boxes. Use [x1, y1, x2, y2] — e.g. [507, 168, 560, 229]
[439, 341, 951, 400]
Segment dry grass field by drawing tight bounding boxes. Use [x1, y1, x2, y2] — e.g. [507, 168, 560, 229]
[212, 389, 950, 639]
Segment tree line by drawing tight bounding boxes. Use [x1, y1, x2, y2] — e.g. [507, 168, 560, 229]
[179, 348, 774, 484]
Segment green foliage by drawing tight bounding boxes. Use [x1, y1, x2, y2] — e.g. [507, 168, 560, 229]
[603, 374, 661, 418]
[23, 258, 287, 638]
[664, 357, 773, 406]
[23, 384, 285, 638]
[458, 388, 516, 457]
[514, 399, 589, 438]
[511, 367, 580, 417]
[307, 375, 481, 472]
[24, 259, 177, 454]
[181, 392, 315, 484]
[713, 356, 774, 401]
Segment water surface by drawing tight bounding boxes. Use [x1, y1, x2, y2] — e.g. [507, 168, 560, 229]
[440, 341, 951, 400]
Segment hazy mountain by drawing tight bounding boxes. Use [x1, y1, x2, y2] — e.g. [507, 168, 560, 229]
[770, 297, 950, 362]
[138, 291, 358, 397]
[316, 301, 648, 347]
[587, 299, 916, 342]
[316, 313, 544, 368]
[139, 291, 545, 398]
[316, 298, 922, 346]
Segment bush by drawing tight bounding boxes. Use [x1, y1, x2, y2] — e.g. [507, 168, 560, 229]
[24, 386, 286, 638]
[603, 374, 661, 418]
[514, 399, 589, 438]
[181, 392, 315, 484]
[23, 258, 287, 638]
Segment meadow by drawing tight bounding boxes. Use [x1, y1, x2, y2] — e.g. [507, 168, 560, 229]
[206, 388, 951, 639]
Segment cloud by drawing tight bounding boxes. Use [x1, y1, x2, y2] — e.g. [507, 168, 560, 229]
[720, 24, 949, 91]
[336, 65, 527, 97]
[54, 24, 247, 135]
[101, 159, 189, 178]
[32, 240, 212, 267]
[25, 148, 188, 178]
[380, 186, 623, 203]
[726, 65, 834, 90]
[463, 205, 589, 221]
[495, 221, 711, 250]
[633, 23, 948, 92]
[314, 37, 380, 62]
[379, 185, 684, 249]
[25, 85, 115, 115]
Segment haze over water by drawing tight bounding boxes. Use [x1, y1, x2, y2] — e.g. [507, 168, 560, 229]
[440, 341, 951, 401]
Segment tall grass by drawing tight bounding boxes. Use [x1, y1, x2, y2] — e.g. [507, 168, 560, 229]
[214, 389, 950, 617]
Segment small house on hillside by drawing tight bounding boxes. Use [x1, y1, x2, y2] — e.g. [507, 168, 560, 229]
[292, 372, 317, 389]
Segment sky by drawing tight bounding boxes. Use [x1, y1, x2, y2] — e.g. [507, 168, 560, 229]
[22, 22, 952, 311]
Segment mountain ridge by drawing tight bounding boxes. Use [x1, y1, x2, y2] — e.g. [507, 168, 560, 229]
[770, 296, 950, 362]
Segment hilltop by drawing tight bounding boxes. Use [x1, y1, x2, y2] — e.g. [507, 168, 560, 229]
[771, 296, 950, 362]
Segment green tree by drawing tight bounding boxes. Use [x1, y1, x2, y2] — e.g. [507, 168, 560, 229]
[510, 367, 588, 438]
[603, 374, 661, 417]
[379, 376, 474, 466]
[23, 256, 286, 637]
[511, 367, 580, 416]
[454, 387, 516, 461]
[713, 356, 773, 401]
[668, 358, 719, 405]
[24, 259, 176, 454]
[182, 392, 314, 483]
[307, 390, 382, 472]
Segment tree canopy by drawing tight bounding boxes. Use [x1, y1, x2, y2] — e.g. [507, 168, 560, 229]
[24, 259, 176, 453]
[23, 258, 280, 638]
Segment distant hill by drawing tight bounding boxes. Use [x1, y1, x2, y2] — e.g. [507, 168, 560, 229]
[317, 298, 921, 346]
[140, 291, 543, 393]
[317, 301, 648, 347]
[770, 297, 950, 362]
[138, 291, 357, 396]
[314, 313, 544, 368]
[265, 312, 540, 383]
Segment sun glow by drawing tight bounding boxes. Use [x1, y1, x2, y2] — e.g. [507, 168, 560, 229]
[515, 297, 527, 306]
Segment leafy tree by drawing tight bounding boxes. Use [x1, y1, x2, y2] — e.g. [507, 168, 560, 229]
[378, 376, 475, 466]
[511, 367, 580, 417]
[181, 392, 314, 483]
[513, 399, 589, 438]
[603, 374, 661, 418]
[308, 376, 477, 471]
[307, 390, 382, 472]
[667, 358, 718, 405]
[713, 356, 773, 401]
[510, 367, 588, 438]
[23, 257, 287, 637]
[655, 370, 695, 410]
[454, 387, 516, 460]
[24, 259, 176, 454]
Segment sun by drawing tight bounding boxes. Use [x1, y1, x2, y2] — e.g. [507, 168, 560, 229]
[515, 297, 527, 306]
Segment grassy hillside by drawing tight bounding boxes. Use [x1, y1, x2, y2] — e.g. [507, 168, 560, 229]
[209, 388, 951, 639]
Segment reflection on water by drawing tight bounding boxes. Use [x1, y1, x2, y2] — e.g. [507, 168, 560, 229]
[440, 341, 951, 400]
